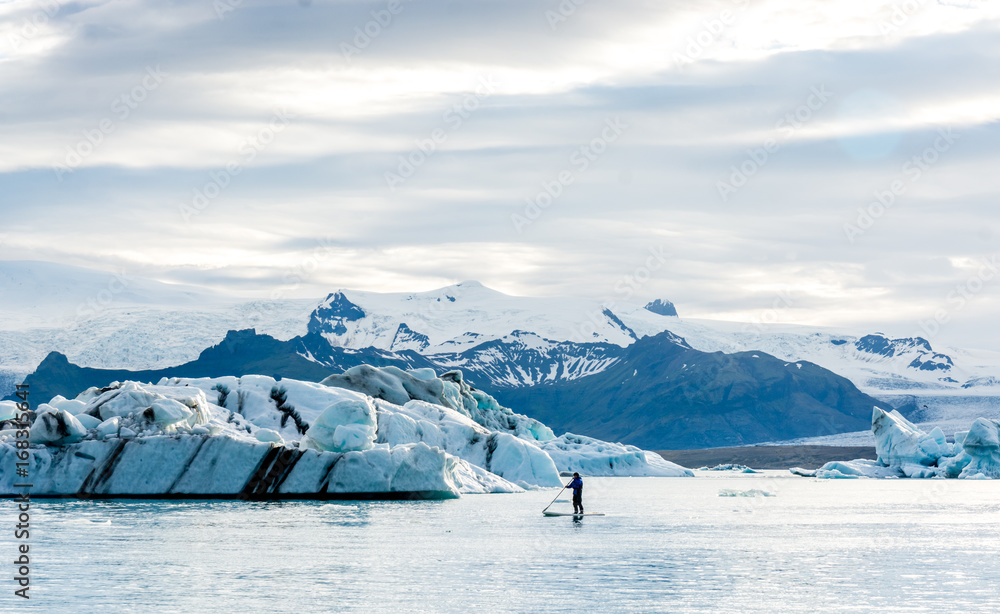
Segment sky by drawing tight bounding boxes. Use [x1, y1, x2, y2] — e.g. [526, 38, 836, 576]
[1, 0, 1000, 349]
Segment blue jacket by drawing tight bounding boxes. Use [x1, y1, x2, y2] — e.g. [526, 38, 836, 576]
[567, 477, 583, 494]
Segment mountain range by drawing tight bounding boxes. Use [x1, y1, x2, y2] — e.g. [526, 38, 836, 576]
[4, 261, 1000, 448]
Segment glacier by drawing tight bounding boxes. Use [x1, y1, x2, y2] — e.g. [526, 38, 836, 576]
[809, 406, 1000, 479]
[0, 366, 689, 499]
[9, 267, 1000, 449]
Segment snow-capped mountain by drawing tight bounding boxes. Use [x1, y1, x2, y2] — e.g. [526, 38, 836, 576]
[4, 261, 1000, 396]
[294, 283, 1000, 399]
[303, 281, 645, 352]
[5, 261, 1000, 443]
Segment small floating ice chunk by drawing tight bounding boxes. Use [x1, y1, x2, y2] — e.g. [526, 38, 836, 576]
[718, 489, 775, 497]
[815, 459, 900, 479]
[700, 464, 759, 473]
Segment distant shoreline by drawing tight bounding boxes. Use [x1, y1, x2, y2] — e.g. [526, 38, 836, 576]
[655, 445, 877, 470]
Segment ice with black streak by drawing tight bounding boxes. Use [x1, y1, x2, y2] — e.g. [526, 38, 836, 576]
[0, 366, 689, 498]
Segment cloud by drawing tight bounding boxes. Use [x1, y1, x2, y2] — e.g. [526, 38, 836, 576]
[1, 0, 1000, 348]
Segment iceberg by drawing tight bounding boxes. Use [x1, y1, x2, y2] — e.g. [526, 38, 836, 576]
[1, 366, 690, 498]
[718, 489, 774, 497]
[958, 418, 1000, 478]
[872, 407, 955, 466]
[806, 406, 1000, 479]
[166, 367, 673, 483]
[698, 464, 759, 473]
[814, 459, 900, 479]
[538, 433, 693, 477]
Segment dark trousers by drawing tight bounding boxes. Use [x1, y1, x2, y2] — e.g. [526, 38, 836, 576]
[572, 492, 583, 513]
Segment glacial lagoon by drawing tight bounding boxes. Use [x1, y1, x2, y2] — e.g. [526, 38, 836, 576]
[9, 472, 1000, 613]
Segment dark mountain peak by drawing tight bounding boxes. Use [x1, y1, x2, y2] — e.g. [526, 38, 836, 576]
[308, 291, 366, 335]
[856, 334, 895, 357]
[626, 329, 692, 354]
[204, 328, 287, 358]
[856, 333, 934, 357]
[854, 333, 951, 372]
[390, 323, 430, 351]
[34, 350, 71, 370]
[644, 299, 678, 317]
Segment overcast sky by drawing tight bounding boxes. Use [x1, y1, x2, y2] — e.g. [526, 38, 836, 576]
[1, 0, 999, 349]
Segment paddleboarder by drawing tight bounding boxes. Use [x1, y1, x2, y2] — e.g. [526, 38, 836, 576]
[567, 472, 584, 514]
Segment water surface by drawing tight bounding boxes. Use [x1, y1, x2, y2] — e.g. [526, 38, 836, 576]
[7, 473, 1000, 613]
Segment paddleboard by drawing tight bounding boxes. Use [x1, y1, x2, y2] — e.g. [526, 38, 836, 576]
[542, 511, 605, 516]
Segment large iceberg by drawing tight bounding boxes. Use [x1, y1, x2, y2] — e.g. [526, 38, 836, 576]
[323, 366, 687, 478]
[1, 366, 688, 498]
[809, 406, 1000, 479]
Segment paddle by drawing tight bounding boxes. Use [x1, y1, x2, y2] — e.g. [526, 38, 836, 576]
[542, 483, 568, 513]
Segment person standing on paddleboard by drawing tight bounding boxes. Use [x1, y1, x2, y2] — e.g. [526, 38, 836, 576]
[567, 472, 584, 514]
